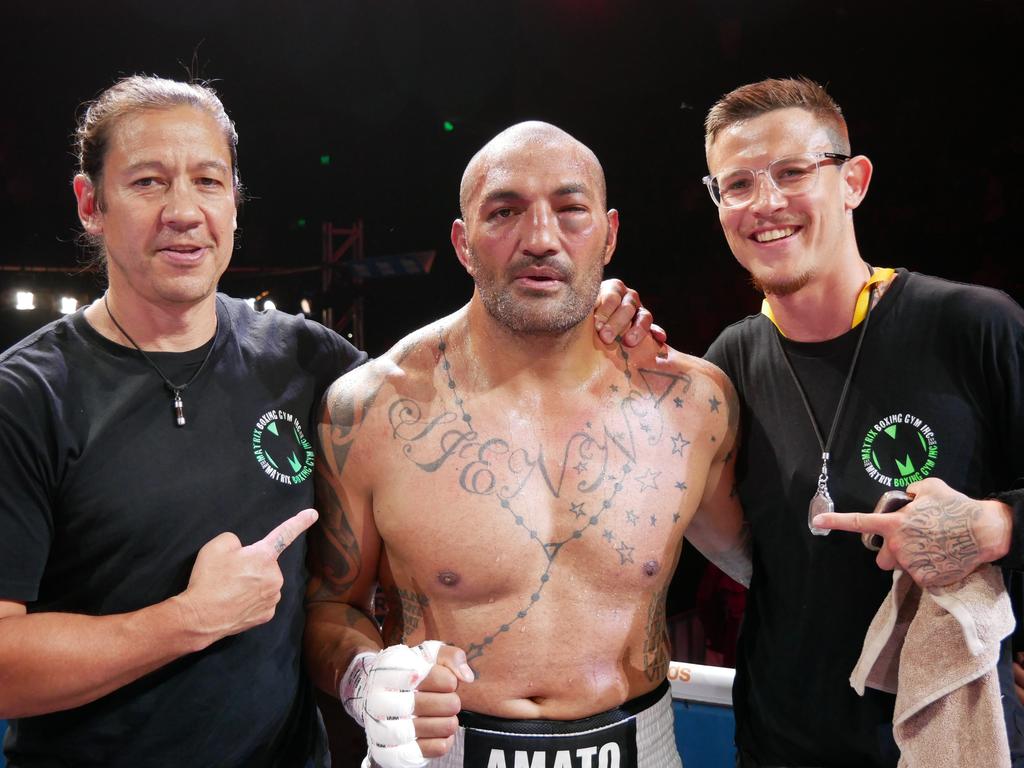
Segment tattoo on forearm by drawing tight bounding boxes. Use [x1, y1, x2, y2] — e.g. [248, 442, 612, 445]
[342, 604, 379, 633]
[901, 496, 982, 586]
[383, 587, 430, 645]
[642, 586, 670, 682]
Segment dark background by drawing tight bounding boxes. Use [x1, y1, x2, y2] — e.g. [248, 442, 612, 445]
[1, 2, 1021, 758]
[2, 0, 1021, 355]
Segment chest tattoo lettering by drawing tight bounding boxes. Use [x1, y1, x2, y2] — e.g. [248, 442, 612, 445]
[387, 332, 694, 665]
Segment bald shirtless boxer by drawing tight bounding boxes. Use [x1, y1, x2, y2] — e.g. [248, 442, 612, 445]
[304, 121, 751, 768]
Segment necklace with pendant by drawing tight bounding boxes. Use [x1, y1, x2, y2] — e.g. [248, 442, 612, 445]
[103, 294, 218, 427]
[771, 267, 876, 535]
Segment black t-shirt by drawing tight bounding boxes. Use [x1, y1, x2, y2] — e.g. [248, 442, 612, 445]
[706, 270, 1024, 767]
[0, 295, 366, 767]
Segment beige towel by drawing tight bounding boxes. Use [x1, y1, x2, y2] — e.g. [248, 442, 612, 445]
[850, 565, 1015, 768]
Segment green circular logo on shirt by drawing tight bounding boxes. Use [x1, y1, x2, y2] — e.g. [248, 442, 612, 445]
[251, 410, 314, 485]
[861, 412, 938, 488]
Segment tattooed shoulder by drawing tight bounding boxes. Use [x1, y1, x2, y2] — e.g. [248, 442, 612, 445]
[650, 351, 740, 465]
[691, 357, 740, 433]
[320, 321, 466, 466]
[322, 362, 386, 437]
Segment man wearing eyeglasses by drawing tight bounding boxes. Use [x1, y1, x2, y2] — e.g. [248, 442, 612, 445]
[700, 77, 1024, 767]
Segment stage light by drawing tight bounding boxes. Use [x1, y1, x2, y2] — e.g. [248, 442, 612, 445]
[59, 297, 78, 314]
[15, 291, 34, 310]
[244, 297, 256, 309]
[443, 120, 454, 132]
[320, 155, 331, 166]
[263, 300, 276, 311]
[300, 298, 312, 314]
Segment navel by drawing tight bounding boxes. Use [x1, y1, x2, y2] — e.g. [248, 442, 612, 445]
[643, 560, 660, 577]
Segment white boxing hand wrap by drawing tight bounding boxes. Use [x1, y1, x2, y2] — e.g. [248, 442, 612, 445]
[340, 641, 443, 768]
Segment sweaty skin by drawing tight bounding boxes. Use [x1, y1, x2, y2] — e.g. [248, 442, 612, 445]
[306, 316, 741, 719]
[305, 123, 747, 745]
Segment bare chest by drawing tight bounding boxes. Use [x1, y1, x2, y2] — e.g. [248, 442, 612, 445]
[371, 368, 715, 596]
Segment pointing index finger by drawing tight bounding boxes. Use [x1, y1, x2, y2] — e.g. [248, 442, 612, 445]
[256, 508, 319, 559]
[812, 511, 895, 535]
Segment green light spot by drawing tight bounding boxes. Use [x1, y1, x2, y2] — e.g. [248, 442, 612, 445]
[320, 154, 331, 165]
[443, 121, 454, 132]
[297, 218, 306, 228]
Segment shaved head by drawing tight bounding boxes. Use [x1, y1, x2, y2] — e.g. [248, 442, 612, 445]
[451, 120, 617, 337]
[459, 121, 607, 221]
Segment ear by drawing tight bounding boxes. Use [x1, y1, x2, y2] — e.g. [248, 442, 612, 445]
[451, 218, 474, 275]
[841, 155, 873, 212]
[602, 209, 620, 266]
[73, 174, 103, 235]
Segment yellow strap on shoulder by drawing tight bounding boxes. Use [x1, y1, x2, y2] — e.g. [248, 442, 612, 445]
[761, 267, 895, 336]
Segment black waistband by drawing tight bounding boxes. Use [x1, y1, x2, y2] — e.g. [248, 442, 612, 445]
[458, 680, 669, 735]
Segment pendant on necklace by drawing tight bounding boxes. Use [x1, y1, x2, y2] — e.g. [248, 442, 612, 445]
[173, 390, 185, 427]
[808, 488, 833, 535]
[808, 452, 832, 536]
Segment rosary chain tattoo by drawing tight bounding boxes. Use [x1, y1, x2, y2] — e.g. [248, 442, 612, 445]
[381, 331, 697, 665]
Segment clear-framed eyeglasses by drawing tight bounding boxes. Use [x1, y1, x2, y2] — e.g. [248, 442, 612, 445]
[702, 152, 851, 209]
